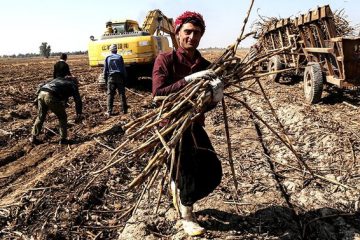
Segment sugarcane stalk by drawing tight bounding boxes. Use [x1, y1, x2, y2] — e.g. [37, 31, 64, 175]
[154, 167, 167, 214]
[132, 166, 161, 216]
[221, 98, 240, 213]
[233, 0, 255, 54]
[155, 128, 171, 154]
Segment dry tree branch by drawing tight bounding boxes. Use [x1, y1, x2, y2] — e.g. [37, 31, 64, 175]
[221, 98, 241, 213]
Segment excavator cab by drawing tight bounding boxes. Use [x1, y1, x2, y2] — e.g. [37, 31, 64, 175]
[111, 23, 126, 34]
[105, 20, 140, 35]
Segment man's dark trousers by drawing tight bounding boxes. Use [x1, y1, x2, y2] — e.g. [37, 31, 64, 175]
[107, 72, 127, 114]
[32, 91, 67, 140]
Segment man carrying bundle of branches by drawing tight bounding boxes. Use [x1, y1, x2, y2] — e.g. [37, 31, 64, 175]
[152, 11, 223, 237]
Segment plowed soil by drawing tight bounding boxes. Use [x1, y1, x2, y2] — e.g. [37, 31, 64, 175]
[0, 51, 359, 240]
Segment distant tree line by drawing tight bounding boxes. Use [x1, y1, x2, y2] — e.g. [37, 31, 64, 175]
[0, 50, 88, 59]
[1, 41, 87, 59]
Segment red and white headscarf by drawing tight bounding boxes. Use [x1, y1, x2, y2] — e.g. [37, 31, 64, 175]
[174, 11, 206, 34]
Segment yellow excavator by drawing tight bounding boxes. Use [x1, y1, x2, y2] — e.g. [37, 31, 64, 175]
[88, 9, 178, 81]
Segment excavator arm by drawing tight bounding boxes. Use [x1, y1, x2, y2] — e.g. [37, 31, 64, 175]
[142, 9, 179, 49]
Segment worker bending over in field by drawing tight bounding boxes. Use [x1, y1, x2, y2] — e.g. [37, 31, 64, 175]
[29, 77, 82, 145]
[103, 44, 128, 117]
[53, 53, 72, 79]
[152, 11, 223, 236]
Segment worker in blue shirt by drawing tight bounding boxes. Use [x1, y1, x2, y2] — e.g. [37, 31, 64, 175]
[103, 44, 128, 116]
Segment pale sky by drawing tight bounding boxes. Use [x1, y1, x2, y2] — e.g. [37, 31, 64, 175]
[0, 0, 359, 55]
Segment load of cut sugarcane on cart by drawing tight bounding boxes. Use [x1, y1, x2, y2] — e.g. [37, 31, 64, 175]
[88, 2, 359, 218]
[253, 4, 360, 103]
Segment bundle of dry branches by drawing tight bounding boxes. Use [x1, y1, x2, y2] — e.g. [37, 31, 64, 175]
[252, 16, 280, 40]
[334, 9, 358, 37]
[253, 7, 358, 47]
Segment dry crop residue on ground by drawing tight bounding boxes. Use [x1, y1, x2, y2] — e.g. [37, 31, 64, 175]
[0, 51, 359, 239]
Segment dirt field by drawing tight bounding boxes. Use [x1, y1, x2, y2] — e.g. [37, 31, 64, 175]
[0, 51, 359, 240]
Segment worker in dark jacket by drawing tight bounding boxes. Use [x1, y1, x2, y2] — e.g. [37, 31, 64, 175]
[53, 53, 71, 78]
[152, 11, 223, 237]
[103, 44, 128, 116]
[29, 77, 82, 144]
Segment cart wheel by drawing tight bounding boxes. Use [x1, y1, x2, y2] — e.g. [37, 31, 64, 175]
[268, 55, 283, 82]
[303, 63, 324, 104]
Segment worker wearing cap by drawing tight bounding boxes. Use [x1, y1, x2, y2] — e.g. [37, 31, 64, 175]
[103, 44, 128, 116]
[152, 11, 223, 236]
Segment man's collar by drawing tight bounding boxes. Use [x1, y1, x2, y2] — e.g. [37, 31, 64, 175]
[177, 47, 201, 61]
[177, 46, 199, 56]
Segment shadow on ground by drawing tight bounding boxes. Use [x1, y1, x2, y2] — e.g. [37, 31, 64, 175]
[197, 206, 360, 240]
